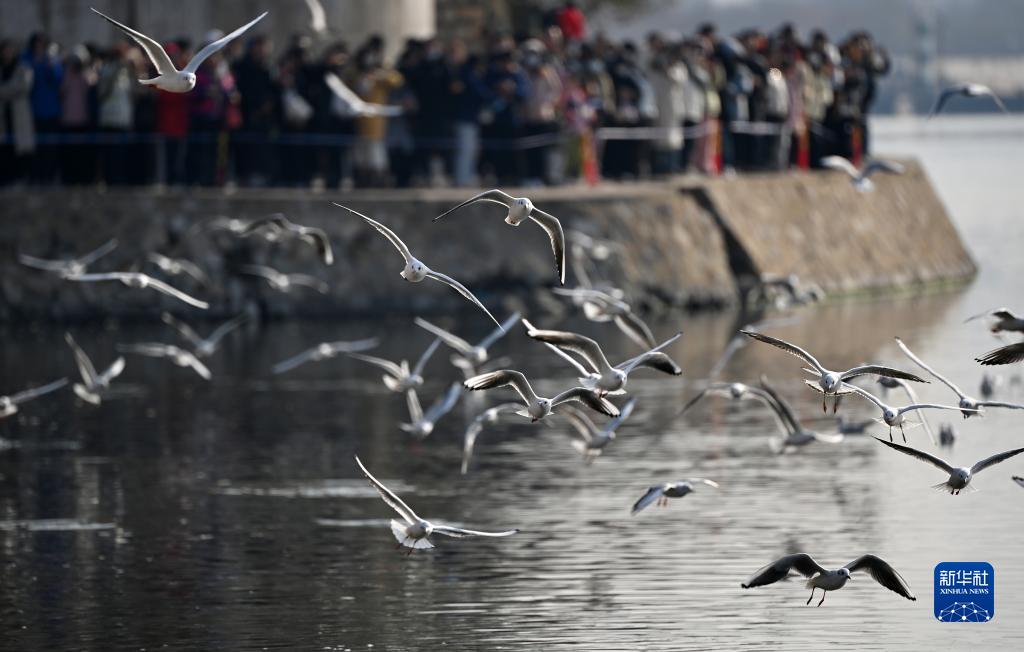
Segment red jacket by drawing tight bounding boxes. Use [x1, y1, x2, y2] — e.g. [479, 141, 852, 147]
[557, 6, 585, 40]
[156, 89, 190, 138]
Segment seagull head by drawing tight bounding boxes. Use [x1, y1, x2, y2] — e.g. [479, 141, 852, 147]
[822, 373, 841, 392]
[183, 72, 197, 89]
[839, 568, 852, 580]
[882, 407, 898, 424]
[506, 197, 533, 225]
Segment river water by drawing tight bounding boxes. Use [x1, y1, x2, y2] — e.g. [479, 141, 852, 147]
[2, 116, 1023, 650]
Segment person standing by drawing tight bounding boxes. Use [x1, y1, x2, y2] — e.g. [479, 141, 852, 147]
[59, 48, 96, 184]
[97, 42, 135, 185]
[233, 35, 278, 186]
[0, 39, 35, 185]
[23, 32, 62, 184]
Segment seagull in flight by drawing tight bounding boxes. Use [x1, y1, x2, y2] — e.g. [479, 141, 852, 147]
[523, 319, 682, 395]
[117, 342, 212, 380]
[67, 271, 209, 309]
[741, 330, 927, 412]
[463, 369, 619, 422]
[144, 253, 210, 286]
[965, 307, 1024, 334]
[324, 72, 403, 118]
[873, 437, 1024, 495]
[552, 287, 657, 350]
[896, 337, 1024, 418]
[239, 264, 328, 294]
[337, 204, 501, 328]
[1, 378, 68, 419]
[631, 478, 719, 515]
[460, 403, 524, 474]
[239, 214, 334, 265]
[741, 553, 915, 606]
[563, 398, 636, 463]
[976, 341, 1024, 366]
[400, 383, 463, 439]
[354, 455, 519, 551]
[348, 338, 442, 393]
[431, 189, 566, 285]
[91, 8, 268, 93]
[65, 333, 125, 405]
[928, 83, 1008, 118]
[845, 383, 967, 443]
[757, 376, 845, 453]
[160, 312, 250, 358]
[414, 312, 520, 372]
[271, 338, 379, 375]
[874, 375, 936, 442]
[18, 238, 118, 279]
[821, 155, 904, 192]
[679, 381, 781, 417]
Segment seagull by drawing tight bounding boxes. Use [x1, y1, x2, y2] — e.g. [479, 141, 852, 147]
[833, 415, 877, 435]
[65, 333, 125, 405]
[523, 319, 682, 395]
[938, 423, 956, 448]
[460, 403, 524, 474]
[562, 397, 636, 463]
[566, 229, 623, 262]
[928, 84, 1008, 118]
[979, 374, 998, 399]
[552, 287, 657, 350]
[965, 307, 1024, 334]
[239, 214, 334, 265]
[354, 455, 519, 551]
[1013, 476, 1024, 488]
[821, 155, 904, 192]
[348, 338, 442, 393]
[0, 378, 68, 419]
[239, 264, 328, 294]
[400, 383, 463, 439]
[337, 204, 501, 328]
[752, 273, 823, 309]
[631, 478, 719, 515]
[741, 553, 915, 606]
[144, 253, 210, 286]
[463, 369, 619, 422]
[91, 8, 268, 93]
[896, 337, 1024, 418]
[707, 316, 800, 381]
[67, 272, 209, 309]
[845, 384, 966, 443]
[18, 238, 118, 279]
[117, 342, 212, 380]
[976, 341, 1024, 366]
[757, 376, 845, 453]
[873, 437, 1024, 495]
[873, 375, 935, 442]
[271, 338, 379, 374]
[160, 312, 250, 358]
[324, 72, 403, 118]
[432, 189, 566, 285]
[414, 312, 520, 371]
[740, 330, 927, 412]
[679, 382, 782, 417]
[303, 0, 328, 35]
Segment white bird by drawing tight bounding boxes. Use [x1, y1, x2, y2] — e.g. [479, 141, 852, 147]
[354, 455, 519, 551]
[117, 342, 212, 380]
[741, 553, 916, 606]
[977, 341, 1024, 366]
[160, 312, 250, 358]
[144, 253, 210, 286]
[324, 72, 403, 118]
[0, 378, 68, 419]
[523, 319, 682, 395]
[461, 403, 531, 475]
[741, 330, 927, 412]
[336, 204, 501, 328]
[65, 333, 125, 405]
[91, 8, 268, 93]
[631, 478, 719, 515]
[928, 84, 1008, 118]
[965, 307, 1024, 334]
[414, 312, 520, 371]
[67, 271, 209, 309]
[552, 287, 657, 350]
[239, 214, 334, 265]
[896, 337, 1024, 418]
[873, 437, 1024, 495]
[239, 264, 328, 294]
[757, 376, 845, 453]
[566, 228, 622, 262]
[432, 189, 566, 285]
[303, 0, 328, 35]
[846, 384, 970, 443]
[678, 381, 782, 417]
[271, 338, 379, 374]
[463, 369, 619, 422]
[400, 383, 463, 439]
[348, 338, 442, 393]
[821, 155, 904, 192]
[18, 238, 118, 278]
[562, 397, 636, 463]
[874, 375, 935, 443]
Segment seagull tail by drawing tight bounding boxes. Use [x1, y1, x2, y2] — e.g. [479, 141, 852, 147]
[139, 77, 161, 86]
[804, 574, 822, 590]
[931, 481, 957, 494]
[390, 520, 434, 549]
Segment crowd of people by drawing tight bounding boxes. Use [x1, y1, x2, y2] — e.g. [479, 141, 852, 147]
[0, 3, 890, 189]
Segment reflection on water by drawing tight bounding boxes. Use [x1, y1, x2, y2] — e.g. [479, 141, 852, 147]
[3, 117, 1024, 649]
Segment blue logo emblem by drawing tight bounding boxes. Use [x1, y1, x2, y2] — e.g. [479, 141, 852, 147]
[934, 562, 994, 622]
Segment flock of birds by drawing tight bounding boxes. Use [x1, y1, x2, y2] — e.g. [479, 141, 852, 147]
[4, 7, 1023, 610]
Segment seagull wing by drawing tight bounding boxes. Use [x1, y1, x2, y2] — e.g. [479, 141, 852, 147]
[839, 364, 927, 384]
[686, 478, 720, 489]
[888, 379, 937, 444]
[976, 342, 1024, 366]
[617, 351, 682, 376]
[431, 189, 515, 222]
[1013, 476, 1024, 488]
[9, 378, 68, 404]
[477, 311, 521, 351]
[143, 276, 210, 309]
[91, 8, 178, 76]
[522, 321, 613, 374]
[304, 0, 327, 34]
[558, 404, 599, 442]
[99, 357, 126, 385]
[184, 12, 268, 74]
[551, 387, 619, 417]
[630, 485, 668, 515]
[287, 274, 329, 294]
[464, 369, 537, 404]
[971, 446, 1024, 475]
[741, 553, 827, 588]
[741, 331, 825, 374]
[846, 384, 889, 411]
[820, 155, 860, 178]
[613, 312, 658, 350]
[844, 555, 916, 600]
[708, 333, 747, 380]
[529, 208, 566, 284]
[414, 317, 474, 356]
[335, 204, 413, 264]
[160, 312, 203, 348]
[897, 403, 970, 418]
[354, 456, 419, 525]
[927, 88, 957, 118]
[17, 254, 67, 271]
[405, 388, 424, 424]
[423, 383, 463, 424]
[65, 333, 99, 387]
[424, 269, 501, 328]
[347, 353, 405, 379]
[76, 238, 119, 266]
[461, 403, 521, 474]
[872, 437, 956, 475]
[964, 307, 1012, 323]
[271, 348, 320, 374]
[977, 400, 1024, 411]
[861, 159, 905, 178]
[205, 313, 251, 347]
[411, 337, 442, 378]
[542, 342, 592, 377]
[678, 386, 721, 416]
[756, 377, 802, 435]
[431, 524, 519, 538]
[894, 337, 965, 398]
[185, 355, 212, 380]
[601, 397, 636, 436]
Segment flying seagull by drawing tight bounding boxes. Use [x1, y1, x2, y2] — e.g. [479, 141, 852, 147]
[874, 375, 936, 443]
[239, 214, 334, 265]
[846, 384, 969, 443]
[964, 307, 1024, 334]
[757, 376, 845, 453]
[117, 342, 212, 380]
[631, 478, 719, 515]
[741, 553, 915, 606]
[239, 264, 328, 294]
[928, 84, 1008, 118]
[0, 378, 68, 419]
[18, 238, 118, 279]
[67, 271, 209, 309]
[65, 333, 125, 405]
[336, 204, 501, 328]
[324, 72, 403, 118]
[463, 369, 619, 422]
[354, 455, 518, 551]
[740, 330, 927, 412]
[552, 287, 657, 350]
[400, 383, 463, 439]
[976, 341, 1024, 366]
[873, 437, 1024, 495]
[460, 403, 524, 475]
[896, 337, 1024, 418]
[144, 253, 210, 286]
[91, 8, 268, 93]
[678, 381, 781, 417]
[432, 189, 566, 285]
[562, 397, 636, 463]
[161, 312, 250, 358]
[414, 312, 520, 371]
[348, 338, 442, 393]
[821, 155, 904, 192]
[271, 338, 379, 375]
